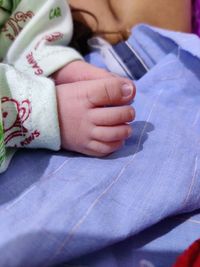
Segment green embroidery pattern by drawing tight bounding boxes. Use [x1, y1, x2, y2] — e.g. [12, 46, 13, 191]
[0, 122, 5, 167]
[49, 6, 62, 20]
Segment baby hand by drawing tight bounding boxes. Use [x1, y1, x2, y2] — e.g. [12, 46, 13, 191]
[52, 60, 113, 85]
[56, 77, 135, 156]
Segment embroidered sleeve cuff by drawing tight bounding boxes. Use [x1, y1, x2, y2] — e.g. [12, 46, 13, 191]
[1, 64, 61, 150]
[14, 45, 83, 77]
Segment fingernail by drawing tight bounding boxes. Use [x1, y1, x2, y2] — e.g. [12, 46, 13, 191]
[122, 83, 133, 97]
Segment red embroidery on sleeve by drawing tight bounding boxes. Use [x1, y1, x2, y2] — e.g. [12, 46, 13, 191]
[2, 11, 34, 41]
[26, 52, 44, 75]
[20, 130, 40, 146]
[34, 32, 64, 50]
[1, 97, 40, 146]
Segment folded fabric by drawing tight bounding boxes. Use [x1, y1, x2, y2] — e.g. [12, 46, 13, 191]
[1, 24, 200, 266]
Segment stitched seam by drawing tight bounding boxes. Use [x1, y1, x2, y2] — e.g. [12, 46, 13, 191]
[125, 41, 149, 71]
[108, 48, 133, 79]
[183, 156, 198, 207]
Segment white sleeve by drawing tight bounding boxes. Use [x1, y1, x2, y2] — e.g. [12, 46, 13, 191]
[0, 0, 82, 76]
[0, 0, 81, 158]
[0, 62, 61, 174]
[0, 63, 60, 150]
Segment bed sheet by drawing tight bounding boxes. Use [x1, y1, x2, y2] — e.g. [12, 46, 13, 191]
[0, 25, 200, 266]
[70, 211, 200, 267]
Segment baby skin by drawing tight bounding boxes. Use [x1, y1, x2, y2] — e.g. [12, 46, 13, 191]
[52, 60, 136, 157]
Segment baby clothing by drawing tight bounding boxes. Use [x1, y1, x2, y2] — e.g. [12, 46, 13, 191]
[0, 24, 200, 266]
[0, 0, 82, 172]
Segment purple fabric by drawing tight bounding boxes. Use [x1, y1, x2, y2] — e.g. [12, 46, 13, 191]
[193, 0, 200, 36]
[1, 24, 200, 266]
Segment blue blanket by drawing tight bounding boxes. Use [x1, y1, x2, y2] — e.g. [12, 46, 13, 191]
[1, 25, 200, 267]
